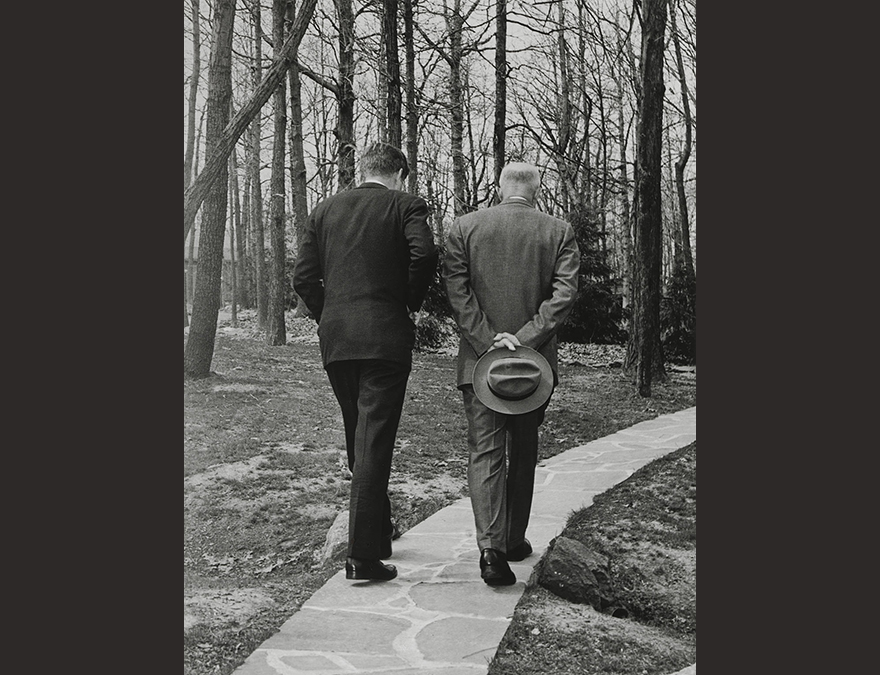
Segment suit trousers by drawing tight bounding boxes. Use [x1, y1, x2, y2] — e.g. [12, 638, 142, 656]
[326, 359, 411, 560]
[461, 385, 550, 555]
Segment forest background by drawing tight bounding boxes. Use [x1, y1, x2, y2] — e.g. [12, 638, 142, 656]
[184, 1, 696, 672]
[183, 0, 697, 388]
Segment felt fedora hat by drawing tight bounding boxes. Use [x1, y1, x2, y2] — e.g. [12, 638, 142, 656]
[472, 345, 553, 414]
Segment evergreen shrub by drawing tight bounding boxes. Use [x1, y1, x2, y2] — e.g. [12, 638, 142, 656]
[558, 205, 627, 345]
[660, 267, 696, 365]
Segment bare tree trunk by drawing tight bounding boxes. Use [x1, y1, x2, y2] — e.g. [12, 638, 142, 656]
[288, 21, 310, 317]
[266, 0, 288, 346]
[229, 149, 241, 325]
[671, 1, 695, 281]
[337, 0, 356, 190]
[448, 3, 467, 216]
[628, 0, 668, 396]
[404, 0, 418, 193]
[492, 0, 507, 200]
[556, 0, 572, 210]
[236, 150, 252, 308]
[184, 0, 201, 329]
[612, 68, 633, 310]
[183, 0, 318, 240]
[184, 0, 201, 191]
[184, 0, 237, 378]
[384, 0, 402, 147]
[187, 225, 196, 306]
[248, 1, 268, 326]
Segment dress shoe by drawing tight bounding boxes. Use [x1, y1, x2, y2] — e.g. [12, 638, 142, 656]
[345, 557, 398, 581]
[506, 538, 533, 562]
[479, 548, 516, 586]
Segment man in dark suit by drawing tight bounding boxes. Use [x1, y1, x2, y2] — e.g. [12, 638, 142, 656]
[293, 142, 438, 582]
[442, 162, 580, 585]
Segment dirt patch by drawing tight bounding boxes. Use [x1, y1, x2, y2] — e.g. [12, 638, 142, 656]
[489, 442, 696, 675]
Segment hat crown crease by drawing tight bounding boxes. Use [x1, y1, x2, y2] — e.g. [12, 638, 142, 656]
[486, 359, 541, 400]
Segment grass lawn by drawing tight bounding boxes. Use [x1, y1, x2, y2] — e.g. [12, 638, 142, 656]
[184, 311, 696, 675]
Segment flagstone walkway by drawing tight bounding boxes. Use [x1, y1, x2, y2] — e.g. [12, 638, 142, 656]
[232, 406, 697, 675]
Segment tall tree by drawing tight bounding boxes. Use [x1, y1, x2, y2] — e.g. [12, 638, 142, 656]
[403, 0, 418, 192]
[670, 0, 694, 281]
[492, 0, 507, 196]
[418, 0, 483, 216]
[288, 5, 310, 317]
[228, 148, 242, 324]
[183, 0, 319, 240]
[184, 0, 237, 378]
[249, 2, 268, 326]
[184, 0, 201, 327]
[184, 0, 201, 192]
[336, 0, 356, 190]
[234, 145, 251, 308]
[627, 0, 668, 396]
[384, 0, 402, 146]
[266, 0, 289, 346]
[447, 2, 467, 216]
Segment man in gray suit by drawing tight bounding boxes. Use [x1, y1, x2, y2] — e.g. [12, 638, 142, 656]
[294, 142, 438, 582]
[442, 162, 580, 585]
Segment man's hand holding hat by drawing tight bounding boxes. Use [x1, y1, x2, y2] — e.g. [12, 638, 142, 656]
[491, 332, 521, 352]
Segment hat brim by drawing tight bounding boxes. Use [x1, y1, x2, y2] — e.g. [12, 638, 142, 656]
[472, 345, 554, 414]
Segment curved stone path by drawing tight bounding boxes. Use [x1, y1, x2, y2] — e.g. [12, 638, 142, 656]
[232, 406, 696, 675]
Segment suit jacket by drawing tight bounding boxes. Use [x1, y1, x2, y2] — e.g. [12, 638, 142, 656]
[293, 183, 438, 367]
[442, 198, 580, 388]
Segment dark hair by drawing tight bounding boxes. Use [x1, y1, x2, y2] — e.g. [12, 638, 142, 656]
[359, 142, 410, 180]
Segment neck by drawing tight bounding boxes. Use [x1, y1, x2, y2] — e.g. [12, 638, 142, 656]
[362, 175, 397, 190]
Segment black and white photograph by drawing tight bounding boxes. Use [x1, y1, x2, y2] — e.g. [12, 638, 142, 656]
[184, 0, 697, 673]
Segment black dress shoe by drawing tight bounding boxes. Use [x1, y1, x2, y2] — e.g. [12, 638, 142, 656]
[345, 557, 398, 581]
[506, 538, 533, 562]
[479, 549, 516, 586]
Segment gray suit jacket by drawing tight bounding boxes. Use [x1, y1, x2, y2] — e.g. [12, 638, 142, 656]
[442, 199, 580, 388]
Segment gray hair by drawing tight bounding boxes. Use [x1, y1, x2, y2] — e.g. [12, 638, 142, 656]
[499, 162, 540, 198]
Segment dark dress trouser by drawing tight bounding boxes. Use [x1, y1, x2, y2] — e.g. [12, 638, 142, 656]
[461, 385, 550, 554]
[326, 359, 411, 560]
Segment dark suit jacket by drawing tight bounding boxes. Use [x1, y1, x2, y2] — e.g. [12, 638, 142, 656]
[442, 198, 580, 388]
[293, 183, 438, 367]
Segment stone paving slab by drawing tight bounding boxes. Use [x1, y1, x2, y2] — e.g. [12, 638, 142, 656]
[231, 406, 696, 675]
